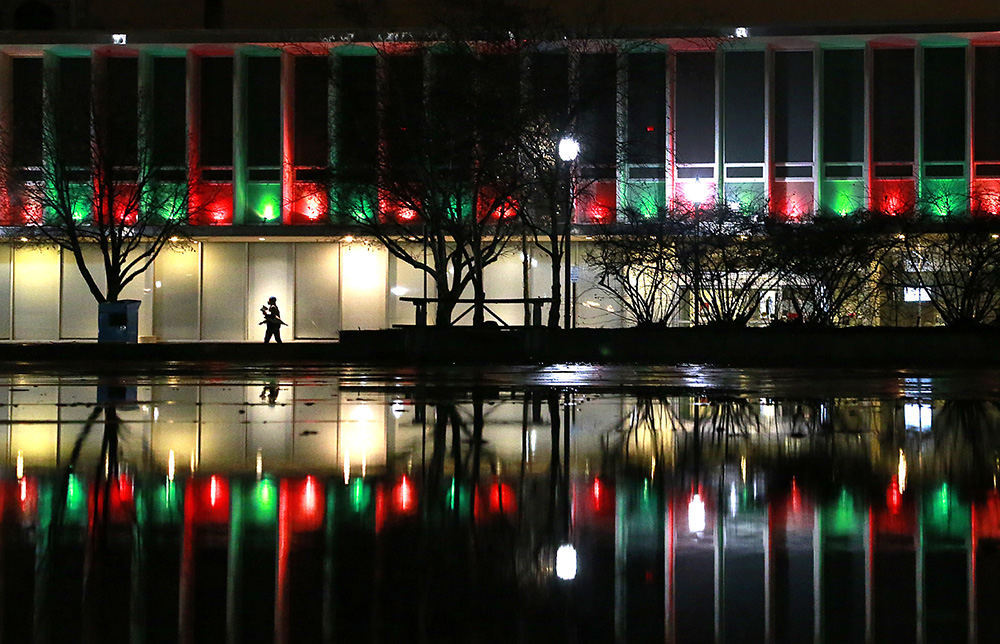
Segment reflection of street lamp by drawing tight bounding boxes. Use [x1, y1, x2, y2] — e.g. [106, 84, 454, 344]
[555, 543, 578, 580]
[558, 136, 579, 329]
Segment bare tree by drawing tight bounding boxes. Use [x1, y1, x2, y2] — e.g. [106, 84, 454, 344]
[332, 38, 535, 326]
[5, 58, 194, 331]
[584, 206, 686, 326]
[672, 202, 784, 327]
[894, 214, 1000, 327]
[770, 212, 897, 326]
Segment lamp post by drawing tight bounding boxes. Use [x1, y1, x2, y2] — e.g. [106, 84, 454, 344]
[558, 136, 579, 329]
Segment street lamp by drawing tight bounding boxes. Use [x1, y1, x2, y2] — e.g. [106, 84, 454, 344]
[558, 136, 578, 329]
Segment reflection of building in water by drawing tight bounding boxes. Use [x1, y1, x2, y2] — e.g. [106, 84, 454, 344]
[1, 378, 1000, 639]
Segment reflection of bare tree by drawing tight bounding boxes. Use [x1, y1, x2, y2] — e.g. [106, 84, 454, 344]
[37, 402, 132, 643]
[617, 396, 683, 465]
[931, 400, 1000, 486]
[707, 397, 761, 437]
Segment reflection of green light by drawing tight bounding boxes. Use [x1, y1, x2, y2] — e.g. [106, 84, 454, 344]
[349, 478, 371, 513]
[924, 482, 969, 539]
[446, 478, 471, 514]
[65, 473, 87, 524]
[830, 488, 860, 535]
[249, 477, 278, 524]
[148, 480, 181, 524]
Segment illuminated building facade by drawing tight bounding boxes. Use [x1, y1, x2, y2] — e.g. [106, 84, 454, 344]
[1, 3, 999, 338]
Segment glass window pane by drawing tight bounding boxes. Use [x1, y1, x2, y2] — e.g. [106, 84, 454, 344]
[57, 56, 91, 167]
[923, 47, 966, 163]
[724, 51, 765, 164]
[11, 58, 43, 167]
[578, 53, 616, 168]
[294, 56, 329, 167]
[975, 47, 1000, 161]
[247, 57, 280, 168]
[200, 57, 233, 167]
[627, 52, 666, 165]
[152, 57, 187, 167]
[107, 57, 138, 166]
[873, 48, 914, 163]
[775, 51, 814, 164]
[675, 52, 716, 165]
[822, 49, 864, 163]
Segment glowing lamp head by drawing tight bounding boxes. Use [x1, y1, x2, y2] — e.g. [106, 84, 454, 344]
[555, 544, 577, 580]
[558, 137, 580, 162]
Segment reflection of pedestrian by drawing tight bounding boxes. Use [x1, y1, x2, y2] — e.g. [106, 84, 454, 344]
[259, 296, 286, 343]
[260, 383, 279, 404]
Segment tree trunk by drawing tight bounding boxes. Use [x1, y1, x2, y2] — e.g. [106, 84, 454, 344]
[472, 273, 486, 327]
[435, 275, 457, 326]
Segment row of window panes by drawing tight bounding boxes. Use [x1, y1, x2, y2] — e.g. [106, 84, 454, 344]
[7, 46, 998, 171]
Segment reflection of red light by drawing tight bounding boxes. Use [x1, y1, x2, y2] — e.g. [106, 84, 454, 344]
[191, 475, 229, 523]
[19, 478, 27, 504]
[975, 489, 1000, 538]
[487, 481, 516, 515]
[592, 478, 602, 509]
[375, 485, 386, 533]
[304, 475, 316, 512]
[289, 476, 324, 531]
[887, 475, 902, 515]
[790, 477, 802, 514]
[393, 475, 416, 514]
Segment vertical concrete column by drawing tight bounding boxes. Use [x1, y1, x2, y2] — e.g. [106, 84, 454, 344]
[764, 46, 775, 211]
[91, 49, 107, 222]
[137, 51, 154, 161]
[714, 47, 724, 202]
[813, 45, 823, 212]
[186, 50, 201, 197]
[914, 44, 924, 206]
[280, 48, 295, 224]
[967, 44, 975, 204]
[863, 43, 874, 210]
[330, 49, 341, 218]
[615, 47, 627, 219]
[232, 49, 248, 225]
[666, 48, 676, 205]
[0, 53, 12, 224]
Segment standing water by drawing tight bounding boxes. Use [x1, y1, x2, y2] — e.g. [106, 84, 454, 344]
[1, 365, 998, 643]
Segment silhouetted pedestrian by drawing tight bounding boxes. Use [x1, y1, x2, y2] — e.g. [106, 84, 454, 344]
[259, 296, 286, 343]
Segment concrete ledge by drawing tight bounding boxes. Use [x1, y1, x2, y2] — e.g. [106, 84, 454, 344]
[1, 327, 998, 368]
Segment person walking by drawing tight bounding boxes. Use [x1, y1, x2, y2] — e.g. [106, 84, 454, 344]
[259, 296, 287, 343]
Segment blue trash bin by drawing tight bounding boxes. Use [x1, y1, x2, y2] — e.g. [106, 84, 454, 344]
[97, 299, 141, 343]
